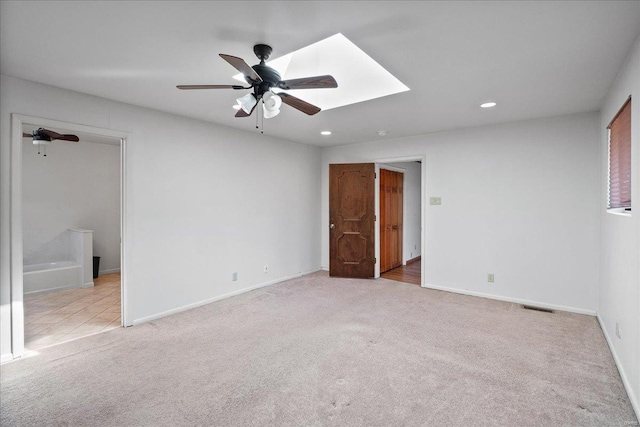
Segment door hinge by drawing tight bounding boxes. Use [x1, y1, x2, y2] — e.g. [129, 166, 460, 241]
[375, 173, 377, 178]
[374, 215, 377, 221]
[374, 258, 377, 264]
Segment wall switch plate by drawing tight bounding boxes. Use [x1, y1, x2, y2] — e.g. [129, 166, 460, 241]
[232, 272, 238, 281]
[263, 265, 268, 274]
[429, 197, 442, 205]
[488, 273, 494, 283]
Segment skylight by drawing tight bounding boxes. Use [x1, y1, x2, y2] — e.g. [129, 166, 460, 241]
[234, 33, 409, 111]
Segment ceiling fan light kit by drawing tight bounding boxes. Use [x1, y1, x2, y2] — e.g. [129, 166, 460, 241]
[262, 91, 282, 118]
[178, 43, 338, 125]
[236, 93, 257, 114]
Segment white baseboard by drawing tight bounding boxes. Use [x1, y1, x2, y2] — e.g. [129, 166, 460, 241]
[422, 283, 597, 316]
[1, 353, 14, 364]
[132, 269, 321, 326]
[82, 281, 94, 288]
[596, 313, 639, 421]
[99, 268, 120, 275]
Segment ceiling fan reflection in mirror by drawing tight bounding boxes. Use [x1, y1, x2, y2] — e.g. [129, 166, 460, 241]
[23, 128, 79, 156]
[177, 44, 338, 121]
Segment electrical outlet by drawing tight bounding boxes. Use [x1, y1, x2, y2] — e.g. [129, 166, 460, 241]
[263, 265, 268, 274]
[487, 273, 494, 283]
[429, 197, 442, 205]
[616, 322, 621, 339]
[232, 272, 237, 282]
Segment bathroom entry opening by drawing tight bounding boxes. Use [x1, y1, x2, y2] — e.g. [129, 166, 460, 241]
[9, 114, 130, 359]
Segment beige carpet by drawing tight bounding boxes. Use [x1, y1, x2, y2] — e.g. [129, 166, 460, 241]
[1, 271, 636, 426]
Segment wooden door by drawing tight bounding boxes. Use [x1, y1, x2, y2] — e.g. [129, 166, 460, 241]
[329, 163, 375, 278]
[380, 169, 403, 273]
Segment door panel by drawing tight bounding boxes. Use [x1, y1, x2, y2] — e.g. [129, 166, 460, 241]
[329, 163, 375, 278]
[380, 169, 403, 273]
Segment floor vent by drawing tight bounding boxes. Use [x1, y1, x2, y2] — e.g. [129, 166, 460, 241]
[522, 305, 554, 314]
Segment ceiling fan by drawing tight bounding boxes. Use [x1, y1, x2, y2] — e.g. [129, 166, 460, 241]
[177, 44, 338, 118]
[23, 128, 79, 156]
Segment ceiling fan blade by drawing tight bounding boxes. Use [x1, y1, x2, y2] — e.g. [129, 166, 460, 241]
[279, 93, 321, 116]
[177, 85, 245, 90]
[219, 54, 262, 83]
[277, 75, 338, 90]
[56, 134, 80, 142]
[23, 132, 32, 138]
[235, 103, 257, 118]
[39, 128, 64, 140]
[39, 128, 79, 142]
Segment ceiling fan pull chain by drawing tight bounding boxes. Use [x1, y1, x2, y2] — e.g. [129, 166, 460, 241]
[43, 145, 47, 157]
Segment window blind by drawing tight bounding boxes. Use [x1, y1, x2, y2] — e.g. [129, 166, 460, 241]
[608, 97, 632, 209]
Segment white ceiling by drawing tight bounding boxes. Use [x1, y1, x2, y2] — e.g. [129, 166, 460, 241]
[1, 1, 639, 147]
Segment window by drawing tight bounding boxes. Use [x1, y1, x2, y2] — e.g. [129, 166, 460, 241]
[607, 97, 632, 212]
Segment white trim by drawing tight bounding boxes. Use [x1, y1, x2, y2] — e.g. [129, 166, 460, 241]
[98, 268, 121, 275]
[10, 114, 25, 358]
[422, 282, 597, 316]
[9, 114, 130, 358]
[596, 313, 640, 420]
[606, 208, 632, 217]
[132, 269, 321, 326]
[120, 137, 131, 327]
[378, 163, 406, 173]
[1, 353, 14, 364]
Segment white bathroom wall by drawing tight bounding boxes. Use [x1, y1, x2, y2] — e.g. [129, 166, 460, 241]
[321, 112, 601, 313]
[22, 139, 121, 273]
[1, 75, 322, 360]
[598, 35, 639, 416]
[384, 162, 422, 262]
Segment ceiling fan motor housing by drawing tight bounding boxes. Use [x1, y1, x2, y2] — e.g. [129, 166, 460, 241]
[250, 64, 281, 98]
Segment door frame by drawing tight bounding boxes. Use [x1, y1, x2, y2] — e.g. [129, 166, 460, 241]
[8, 113, 131, 359]
[375, 156, 427, 286]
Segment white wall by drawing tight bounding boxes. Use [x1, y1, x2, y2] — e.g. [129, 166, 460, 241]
[22, 139, 121, 273]
[1, 75, 322, 360]
[598, 35, 639, 416]
[322, 112, 601, 313]
[384, 162, 421, 262]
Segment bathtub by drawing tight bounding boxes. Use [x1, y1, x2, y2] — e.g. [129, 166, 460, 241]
[23, 261, 84, 295]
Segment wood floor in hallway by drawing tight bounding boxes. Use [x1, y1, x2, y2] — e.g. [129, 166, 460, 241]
[381, 258, 421, 285]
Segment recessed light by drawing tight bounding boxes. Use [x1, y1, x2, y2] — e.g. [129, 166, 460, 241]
[480, 102, 497, 108]
[377, 130, 388, 136]
[321, 131, 332, 136]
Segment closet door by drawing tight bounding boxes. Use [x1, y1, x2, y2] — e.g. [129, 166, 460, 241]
[380, 169, 403, 273]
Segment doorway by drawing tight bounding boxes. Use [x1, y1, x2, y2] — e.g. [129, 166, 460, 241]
[379, 161, 422, 286]
[9, 114, 129, 359]
[21, 124, 123, 351]
[328, 157, 426, 286]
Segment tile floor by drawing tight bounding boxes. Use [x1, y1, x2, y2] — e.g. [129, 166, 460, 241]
[24, 272, 121, 351]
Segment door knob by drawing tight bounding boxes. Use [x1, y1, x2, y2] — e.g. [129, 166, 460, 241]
[330, 223, 335, 229]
